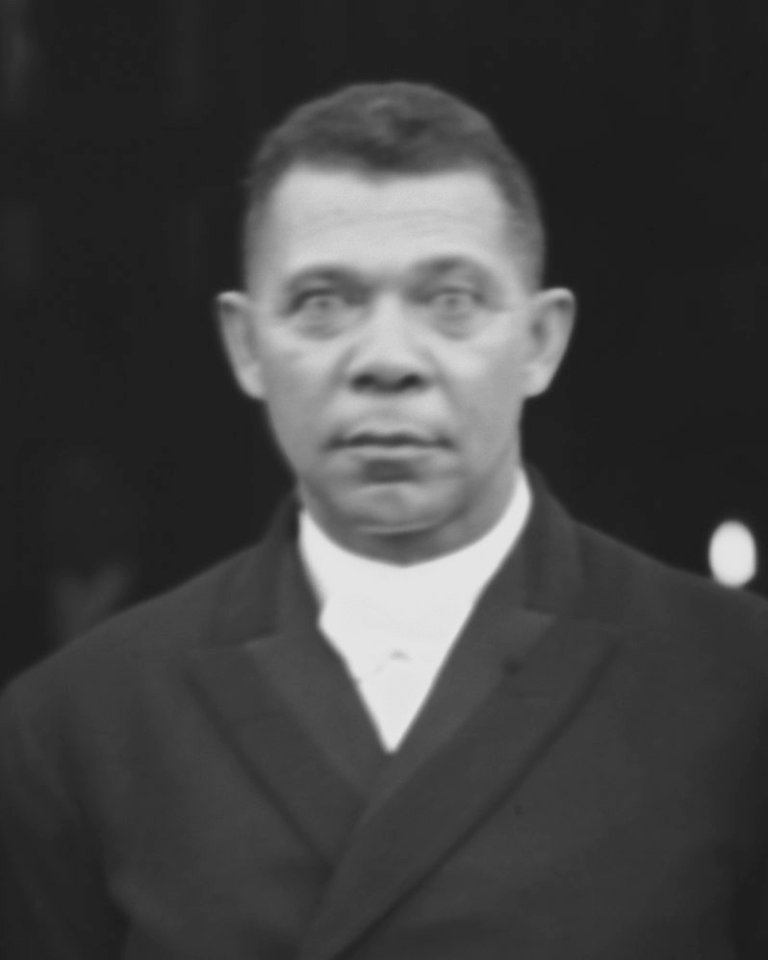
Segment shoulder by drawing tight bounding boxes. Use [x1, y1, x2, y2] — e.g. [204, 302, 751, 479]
[0, 537, 271, 721]
[528, 473, 768, 639]
[574, 515, 768, 619]
[569, 513, 768, 674]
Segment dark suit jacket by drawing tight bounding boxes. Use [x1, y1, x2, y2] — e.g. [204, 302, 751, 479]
[3, 478, 768, 959]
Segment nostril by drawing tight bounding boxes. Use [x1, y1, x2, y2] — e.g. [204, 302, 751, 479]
[351, 371, 425, 393]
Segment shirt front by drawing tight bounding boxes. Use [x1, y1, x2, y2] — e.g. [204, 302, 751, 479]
[299, 472, 532, 750]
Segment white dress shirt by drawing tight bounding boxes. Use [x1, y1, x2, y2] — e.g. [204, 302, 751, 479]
[298, 472, 532, 751]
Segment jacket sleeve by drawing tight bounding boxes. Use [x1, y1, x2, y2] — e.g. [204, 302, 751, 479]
[0, 683, 124, 959]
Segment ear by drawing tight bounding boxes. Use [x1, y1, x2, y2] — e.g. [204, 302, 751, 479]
[214, 291, 265, 400]
[522, 287, 576, 398]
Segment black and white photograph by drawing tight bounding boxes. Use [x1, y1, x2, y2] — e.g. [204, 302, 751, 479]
[2, 2, 768, 957]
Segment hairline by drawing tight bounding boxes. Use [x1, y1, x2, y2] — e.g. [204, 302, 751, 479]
[242, 159, 544, 293]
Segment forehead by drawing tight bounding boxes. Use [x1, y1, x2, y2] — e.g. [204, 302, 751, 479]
[250, 165, 520, 283]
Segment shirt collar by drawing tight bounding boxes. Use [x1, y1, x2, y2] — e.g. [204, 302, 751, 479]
[298, 472, 532, 683]
[299, 470, 532, 648]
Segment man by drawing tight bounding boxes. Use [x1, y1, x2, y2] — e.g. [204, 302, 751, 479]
[2, 82, 768, 960]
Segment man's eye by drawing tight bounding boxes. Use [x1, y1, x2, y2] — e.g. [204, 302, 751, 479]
[290, 291, 351, 335]
[432, 289, 476, 309]
[426, 289, 481, 330]
[295, 291, 344, 313]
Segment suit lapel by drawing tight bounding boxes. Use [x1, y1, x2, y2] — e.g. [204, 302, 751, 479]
[364, 530, 535, 808]
[182, 479, 623, 960]
[184, 506, 386, 864]
[298, 480, 621, 960]
[300, 620, 618, 960]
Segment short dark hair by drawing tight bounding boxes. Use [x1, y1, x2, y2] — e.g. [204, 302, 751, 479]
[242, 82, 546, 288]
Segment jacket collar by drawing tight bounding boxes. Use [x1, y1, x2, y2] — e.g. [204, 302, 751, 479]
[184, 475, 620, 960]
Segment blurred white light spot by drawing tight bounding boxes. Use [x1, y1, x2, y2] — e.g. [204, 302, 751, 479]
[708, 520, 758, 588]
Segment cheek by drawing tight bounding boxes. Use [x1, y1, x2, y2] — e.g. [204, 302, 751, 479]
[259, 359, 331, 460]
[453, 353, 525, 427]
[448, 371, 525, 470]
[260, 349, 321, 413]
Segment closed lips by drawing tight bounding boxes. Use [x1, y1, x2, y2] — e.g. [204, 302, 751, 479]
[343, 432, 437, 447]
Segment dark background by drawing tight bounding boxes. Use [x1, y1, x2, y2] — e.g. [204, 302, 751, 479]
[3, 0, 768, 681]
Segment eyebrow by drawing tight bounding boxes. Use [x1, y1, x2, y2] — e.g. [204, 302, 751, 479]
[282, 267, 361, 295]
[283, 256, 492, 295]
[410, 256, 491, 284]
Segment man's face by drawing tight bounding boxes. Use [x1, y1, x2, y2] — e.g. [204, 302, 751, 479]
[219, 165, 574, 562]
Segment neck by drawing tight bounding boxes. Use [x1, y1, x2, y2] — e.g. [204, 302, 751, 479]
[300, 472, 524, 566]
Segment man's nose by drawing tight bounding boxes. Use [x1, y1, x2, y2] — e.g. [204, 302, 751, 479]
[347, 296, 430, 394]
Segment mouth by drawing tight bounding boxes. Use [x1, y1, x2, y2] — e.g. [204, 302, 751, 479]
[341, 431, 439, 448]
[334, 425, 448, 450]
[331, 429, 447, 483]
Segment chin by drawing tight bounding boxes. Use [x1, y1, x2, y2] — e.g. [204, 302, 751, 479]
[339, 484, 450, 536]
